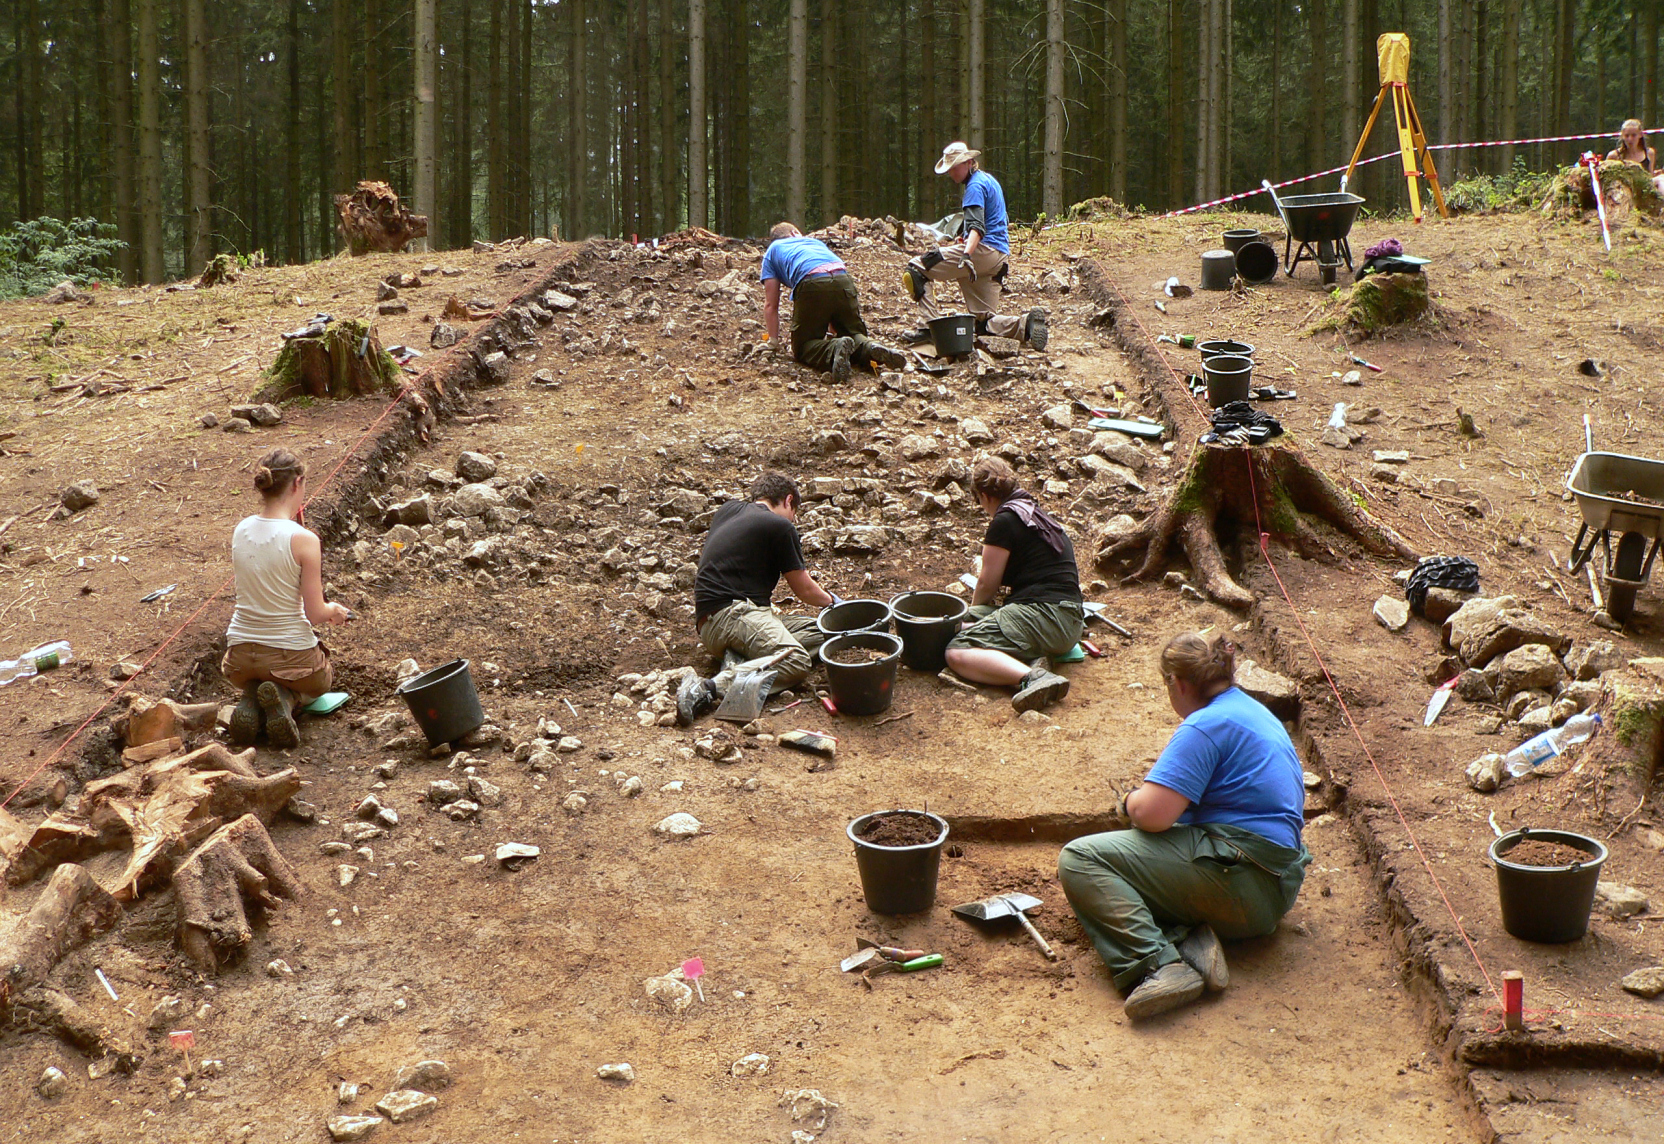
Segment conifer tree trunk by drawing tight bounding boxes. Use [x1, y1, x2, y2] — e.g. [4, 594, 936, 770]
[920, 0, 936, 215]
[1109, 0, 1126, 202]
[452, 0, 473, 245]
[519, 0, 532, 235]
[1647, 0, 1660, 133]
[688, 0, 706, 228]
[333, 0, 354, 206]
[968, 0, 985, 148]
[1500, 0, 1520, 170]
[365, 0, 384, 177]
[20, 0, 43, 220]
[658, 0, 677, 232]
[112, 0, 138, 280]
[1305, 0, 1326, 173]
[1166, 0, 1183, 207]
[817, 0, 835, 225]
[1270, 0, 1282, 179]
[787, 0, 807, 224]
[414, 0, 437, 251]
[732, 0, 750, 234]
[487, 0, 502, 237]
[571, 0, 588, 235]
[288, 0, 304, 261]
[135, 0, 165, 282]
[1043, 0, 1063, 215]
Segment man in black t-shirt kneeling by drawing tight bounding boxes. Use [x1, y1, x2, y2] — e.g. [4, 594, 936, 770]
[678, 473, 838, 724]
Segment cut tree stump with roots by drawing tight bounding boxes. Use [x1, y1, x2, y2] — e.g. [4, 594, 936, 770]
[255, 318, 403, 403]
[1097, 441, 1419, 608]
[0, 863, 121, 1015]
[1541, 160, 1664, 223]
[1311, 273, 1431, 335]
[173, 814, 304, 972]
[337, 180, 429, 255]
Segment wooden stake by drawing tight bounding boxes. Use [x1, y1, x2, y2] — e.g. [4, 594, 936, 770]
[1503, 971, 1526, 1032]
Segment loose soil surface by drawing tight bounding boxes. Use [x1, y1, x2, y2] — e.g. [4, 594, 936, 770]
[1501, 839, 1599, 867]
[0, 202, 1660, 1142]
[853, 810, 942, 848]
[824, 647, 895, 666]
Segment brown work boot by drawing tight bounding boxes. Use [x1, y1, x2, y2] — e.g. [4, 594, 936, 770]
[1012, 666, 1069, 712]
[861, 342, 907, 370]
[257, 681, 300, 749]
[1177, 924, 1229, 992]
[228, 684, 262, 747]
[829, 337, 856, 383]
[1123, 961, 1205, 1020]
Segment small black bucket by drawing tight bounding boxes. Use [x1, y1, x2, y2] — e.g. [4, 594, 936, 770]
[1222, 228, 1262, 253]
[889, 591, 969, 673]
[1197, 338, 1256, 361]
[1235, 240, 1279, 285]
[396, 658, 486, 747]
[821, 631, 902, 716]
[1200, 249, 1236, 290]
[816, 598, 893, 639]
[1203, 354, 1254, 407]
[848, 810, 950, 914]
[928, 312, 976, 357]
[1490, 828, 1608, 943]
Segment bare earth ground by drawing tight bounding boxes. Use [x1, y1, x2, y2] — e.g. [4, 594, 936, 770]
[0, 201, 1658, 1141]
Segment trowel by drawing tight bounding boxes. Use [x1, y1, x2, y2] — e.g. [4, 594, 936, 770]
[713, 649, 793, 724]
[951, 892, 1058, 961]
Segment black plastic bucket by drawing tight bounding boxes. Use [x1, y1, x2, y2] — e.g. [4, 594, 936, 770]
[821, 631, 902, 716]
[1490, 828, 1608, 943]
[1197, 338, 1256, 360]
[1235, 240, 1279, 285]
[816, 598, 894, 639]
[928, 312, 976, 357]
[847, 810, 950, 914]
[1203, 354, 1253, 407]
[1222, 228, 1261, 253]
[396, 658, 486, 747]
[889, 591, 969, 673]
[1200, 249, 1236, 290]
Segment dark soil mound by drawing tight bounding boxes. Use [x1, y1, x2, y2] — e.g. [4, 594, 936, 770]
[1503, 839, 1596, 867]
[855, 811, 942, 847]
[826, 647, 893, 665]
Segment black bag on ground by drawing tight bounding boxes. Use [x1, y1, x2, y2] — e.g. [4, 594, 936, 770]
[1405, 556, 1480, 614]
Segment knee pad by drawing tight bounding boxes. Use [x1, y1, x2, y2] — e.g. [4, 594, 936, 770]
[918, 250, 945, 272]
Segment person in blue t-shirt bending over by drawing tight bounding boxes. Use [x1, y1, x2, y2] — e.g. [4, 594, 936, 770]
[1058, 631, 1312, 1021]
[761, 223, 906, 382]
[902, 141, 1048, 351]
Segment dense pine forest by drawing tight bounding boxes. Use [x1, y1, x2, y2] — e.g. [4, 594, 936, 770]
[3, 0, 1661, 283]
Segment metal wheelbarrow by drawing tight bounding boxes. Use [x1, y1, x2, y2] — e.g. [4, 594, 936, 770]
[1567, 420, 1664, 622]
[1261, 180, 1365, 285]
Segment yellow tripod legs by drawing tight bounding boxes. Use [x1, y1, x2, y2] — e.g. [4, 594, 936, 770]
[1342, 33, 1448, 221]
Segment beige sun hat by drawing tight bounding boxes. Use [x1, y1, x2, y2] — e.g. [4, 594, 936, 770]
[934, 141, 981, 175]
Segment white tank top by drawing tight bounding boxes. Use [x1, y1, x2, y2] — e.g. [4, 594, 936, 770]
[225, 515, 319, 650]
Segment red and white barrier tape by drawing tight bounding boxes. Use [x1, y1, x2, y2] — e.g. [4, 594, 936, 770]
[1163, 130, 1615, 217]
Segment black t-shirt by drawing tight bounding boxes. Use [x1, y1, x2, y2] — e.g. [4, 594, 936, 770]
[694, 500, 808, 623]
[983, 505, 1082, 605]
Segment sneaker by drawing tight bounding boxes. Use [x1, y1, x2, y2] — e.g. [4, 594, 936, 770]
[1023, 308, 1049, 351]
[1123, 961, 1205, 1020]
[1177, 924, 1229, 992]
[675, 674, 720, 726]
[830, 337, 856, 383]
[902, 261, 928, 303]
[1012, 667, 1070, 712]
[257, 680, 300, 749]
[863, 342, 907, 370]
[228, 684, 262, 747]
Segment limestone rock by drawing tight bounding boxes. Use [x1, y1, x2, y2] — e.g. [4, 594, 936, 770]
[456, 451, 498, 481]
[1464, 753, 1505, 793]
[60, 480, 100, 513]
[1595, 882, 1651, 919]
[961, 418, 995, 444]
[394, 1061, 453, 1091]
[730, 1053, 771, 1077]
[1444, 595, 1570, 668]
[654, 812, 703, 838]
[1494, 644, 1567, 697]
[1421, 586, 1476, 624]
[1455, 669, 1495, 704]
[597, 1063, 636, 1083]
[1235, 660, 1300, 721]
[37, 1067, 68, 1099]
[834, 526, 889, 554]
[1041, 404, 1072, 431]
[383, 494, 432, 527]
[1515, 704, 1553, 734]
[1373, 596, 1409, 632]
[375, 1090, 437, 1124]
[449, 482, 504, 517]
[231, 402, 283, 427]
[327, 1116, 385, 1142]
[1565, 641, 1625, 680]
[1621, 966, 1664, 998]
[495, 842, 540, 869]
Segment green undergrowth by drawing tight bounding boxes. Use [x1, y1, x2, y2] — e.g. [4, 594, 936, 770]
[1442, 159, 1556, 214]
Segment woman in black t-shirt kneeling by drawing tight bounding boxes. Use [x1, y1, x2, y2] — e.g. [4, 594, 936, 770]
[944, 456, 1085, 712]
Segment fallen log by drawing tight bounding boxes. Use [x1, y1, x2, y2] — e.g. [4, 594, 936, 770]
[174, 815, 304, 972]
[0, 864, 121, 1015]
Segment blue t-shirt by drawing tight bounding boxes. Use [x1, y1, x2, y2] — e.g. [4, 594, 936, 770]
[759, 236, 845, 293]
[1144, 687, 1305, 850]
[961, 170, 1010, 254]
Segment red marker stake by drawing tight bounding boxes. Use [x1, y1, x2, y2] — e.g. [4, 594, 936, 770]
[1502, 971, 1525, 1032]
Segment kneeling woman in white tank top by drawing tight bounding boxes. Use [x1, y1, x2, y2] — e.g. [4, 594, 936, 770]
[222, 449, 350, 747]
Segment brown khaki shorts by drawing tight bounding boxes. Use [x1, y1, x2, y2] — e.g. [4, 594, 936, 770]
[221, 641, 333, 700]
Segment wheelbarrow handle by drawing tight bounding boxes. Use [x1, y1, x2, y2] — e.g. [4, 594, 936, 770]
[1584, 413, 1593, 455]
[1261, 179, 1284, 216]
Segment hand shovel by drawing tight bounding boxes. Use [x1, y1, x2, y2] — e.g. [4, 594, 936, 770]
[713, 649, 793, 724]
[951, 892, 1058, 961]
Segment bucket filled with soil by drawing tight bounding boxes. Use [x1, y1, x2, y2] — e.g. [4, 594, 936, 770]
[816, 598, 894, 639]
[847, 809, 950, 913]
[889, 590, 969, 673]
[1490, 828, 1608, 943]
[820, 632, 902, 716]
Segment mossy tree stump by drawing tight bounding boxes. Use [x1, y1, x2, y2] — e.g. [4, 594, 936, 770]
[1543, 160, 1664, 223]
[1583, 665, 1664, 828]
[1096, 440, 1419, 608]
[255, 318, 402, 403]
[1312, 273, 1431, 335]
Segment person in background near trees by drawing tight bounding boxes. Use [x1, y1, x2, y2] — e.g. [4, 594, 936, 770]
[761, 222, 907, 382]
[222, 449, 351, 749]
[1058, 631, 1312, 1021]
[677, 472, 840, 724]
[943, 456, 1081, 712]
[1607, 119, 1664, 196]
[902, 141, 1048, 352]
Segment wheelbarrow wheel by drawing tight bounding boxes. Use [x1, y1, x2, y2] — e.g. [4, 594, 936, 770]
[1605, 531, 1648, 622]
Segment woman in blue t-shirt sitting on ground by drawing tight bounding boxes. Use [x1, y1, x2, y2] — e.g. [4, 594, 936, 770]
[1059, 631, 1311, 1020]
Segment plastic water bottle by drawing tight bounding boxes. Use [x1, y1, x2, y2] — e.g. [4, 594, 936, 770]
[0, 641, 74, 687]
[1504, 712, 1601, 779]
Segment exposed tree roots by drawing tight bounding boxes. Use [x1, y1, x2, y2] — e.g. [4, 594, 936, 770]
[0, 864, 121, 1015]
[173, 815, 304, 973]
[1096, 441, 1420, 608]
[336, 180, 429, 255]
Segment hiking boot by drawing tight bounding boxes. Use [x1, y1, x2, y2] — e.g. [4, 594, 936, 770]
[228, 684, 262, 747]
[1012, 666, 1070, 712]
[676, 674, 720, 726]
[1023, 308, 1050, 351]
[902, 260, 929, 303]
[900, 326, 933, 345]
[1177, 924, 1229, 992]
[862, 342, 907, 370]
[1123, 961, 1205, 1020]
[829, 337, 856, 383]
[257, 681, 300, 749]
